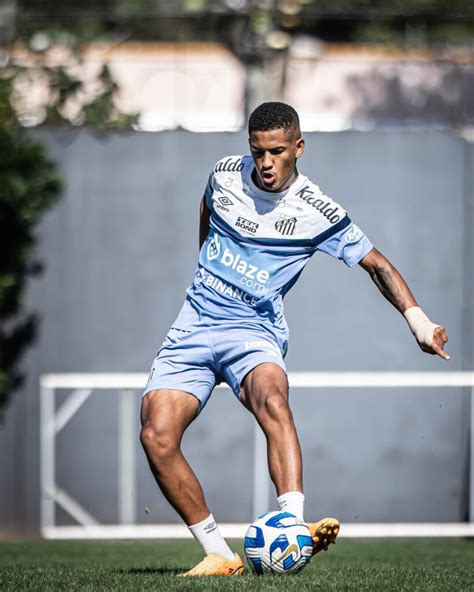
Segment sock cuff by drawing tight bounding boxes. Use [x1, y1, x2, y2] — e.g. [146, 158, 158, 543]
[188, 513, 215, 531]
[277, 491, 305, 502]
[277, 491, 305, 522]
[188, 513, 234, 560]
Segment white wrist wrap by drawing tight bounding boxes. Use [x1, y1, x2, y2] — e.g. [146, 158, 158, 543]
[403, 306, 439, 347]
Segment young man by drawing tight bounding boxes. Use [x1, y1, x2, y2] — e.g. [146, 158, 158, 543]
[140, 102, 449, 576]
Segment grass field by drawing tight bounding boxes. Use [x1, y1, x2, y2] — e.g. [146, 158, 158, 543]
[1, 538, 473, 591]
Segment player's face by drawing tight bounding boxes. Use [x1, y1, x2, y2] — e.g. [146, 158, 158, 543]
[249, 128, 304, 192]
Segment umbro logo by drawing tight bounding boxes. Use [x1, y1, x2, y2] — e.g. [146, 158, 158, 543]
[204, 521, 217, 534]
[275, 216, 297, 236]
[218, 196, 233, 207]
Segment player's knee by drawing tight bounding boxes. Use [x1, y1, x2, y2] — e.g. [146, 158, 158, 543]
[259, 390, 291, 423]
[140, 423, 178, 460]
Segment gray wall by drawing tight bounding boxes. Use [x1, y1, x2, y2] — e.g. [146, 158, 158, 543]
[0, 129, 472, 535]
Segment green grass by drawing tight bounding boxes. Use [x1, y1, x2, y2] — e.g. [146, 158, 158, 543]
[0, 539, 473, 591]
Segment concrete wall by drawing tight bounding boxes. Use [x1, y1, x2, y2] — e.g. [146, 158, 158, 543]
[0, 129, 472, 535]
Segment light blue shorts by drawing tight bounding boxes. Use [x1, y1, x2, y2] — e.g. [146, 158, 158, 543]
[143, 304, 287, 412]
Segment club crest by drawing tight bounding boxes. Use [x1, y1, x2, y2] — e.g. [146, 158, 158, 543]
[275, 216, 297, 236]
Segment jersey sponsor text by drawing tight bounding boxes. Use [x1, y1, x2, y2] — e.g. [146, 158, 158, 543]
[220, 248, 269, 293]
[236, 216, 259, 234]
[295, 185, 342, 224]
[202, 270, 259, 305]
[214, 157, 244, 173]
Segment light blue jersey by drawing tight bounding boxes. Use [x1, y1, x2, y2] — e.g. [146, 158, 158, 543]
[184, 155, 372, 330]
[144, 155, 373, 410]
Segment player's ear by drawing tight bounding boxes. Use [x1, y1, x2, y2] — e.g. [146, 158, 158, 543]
[296, 137, 305, 159]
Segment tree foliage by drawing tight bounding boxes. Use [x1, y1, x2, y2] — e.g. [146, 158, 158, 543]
[0, 77, 62, 418]
[0, 27, 137, 417]
[17, 0, 474, 47]
[9, 31, 137, 129]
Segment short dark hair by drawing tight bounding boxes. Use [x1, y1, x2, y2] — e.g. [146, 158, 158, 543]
[248, 102, 300, 137]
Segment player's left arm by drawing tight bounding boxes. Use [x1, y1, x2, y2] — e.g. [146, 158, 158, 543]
[199, 195, 211, 249]
[359, 247, 450, 360]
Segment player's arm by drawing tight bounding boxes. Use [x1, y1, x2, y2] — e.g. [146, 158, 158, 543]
[359, 247, 450, 360]
[199, 195, 211, 249]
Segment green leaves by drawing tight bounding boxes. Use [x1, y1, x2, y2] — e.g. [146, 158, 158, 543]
[0, 107, 62, 418]
[7, 31, 137, 129]
[0, 28, 136, 417]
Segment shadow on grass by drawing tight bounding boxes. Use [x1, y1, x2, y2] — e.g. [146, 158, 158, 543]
[118, 567, 182, 575]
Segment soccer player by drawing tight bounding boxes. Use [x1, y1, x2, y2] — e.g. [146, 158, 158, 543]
[140, 102, 449, 576]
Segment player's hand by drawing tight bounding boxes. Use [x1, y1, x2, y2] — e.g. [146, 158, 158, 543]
[419, 325, 450, 361]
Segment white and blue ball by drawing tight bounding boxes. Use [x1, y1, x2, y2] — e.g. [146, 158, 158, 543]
[244, 511, 313, 575]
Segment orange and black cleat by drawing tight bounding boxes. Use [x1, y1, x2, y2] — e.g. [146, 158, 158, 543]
[177, 553, 244, 577]
[307, 517, 340, 556]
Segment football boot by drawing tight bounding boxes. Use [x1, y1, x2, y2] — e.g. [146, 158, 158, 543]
[177, 552, 244, 577]
[307, 517, 340, 556]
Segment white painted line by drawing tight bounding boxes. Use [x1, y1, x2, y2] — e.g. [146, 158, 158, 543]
[41, 522, 474, 540]
[40, 372, 474, 390]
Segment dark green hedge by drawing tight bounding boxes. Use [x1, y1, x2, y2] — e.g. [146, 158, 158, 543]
[0, 79, 62, 417]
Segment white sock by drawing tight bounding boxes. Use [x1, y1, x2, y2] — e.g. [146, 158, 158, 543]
[188, 514, 235, 560]
[277, 491, 305, 522]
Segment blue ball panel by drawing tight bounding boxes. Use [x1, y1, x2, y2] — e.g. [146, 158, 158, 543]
[244, 526, 265, 549]
[264, 512, 297, 528]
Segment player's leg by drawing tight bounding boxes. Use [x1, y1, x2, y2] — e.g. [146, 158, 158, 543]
[240, 362, 303, 501]
[140, 388, 207, 525]
[216, 328, 306, 518]
[240, 362, 339, 554]
[140, 388, 243, 576]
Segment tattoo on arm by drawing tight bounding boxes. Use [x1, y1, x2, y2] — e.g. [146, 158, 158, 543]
[361, 248, 417, 314]
[371, 264, 412, 313]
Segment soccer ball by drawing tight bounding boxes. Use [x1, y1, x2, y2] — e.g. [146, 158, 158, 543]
[244, 511, 313, 575]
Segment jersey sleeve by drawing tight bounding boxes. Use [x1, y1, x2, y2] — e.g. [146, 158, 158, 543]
[204, 172, 215, 210]
[316, 222, 373, 267]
